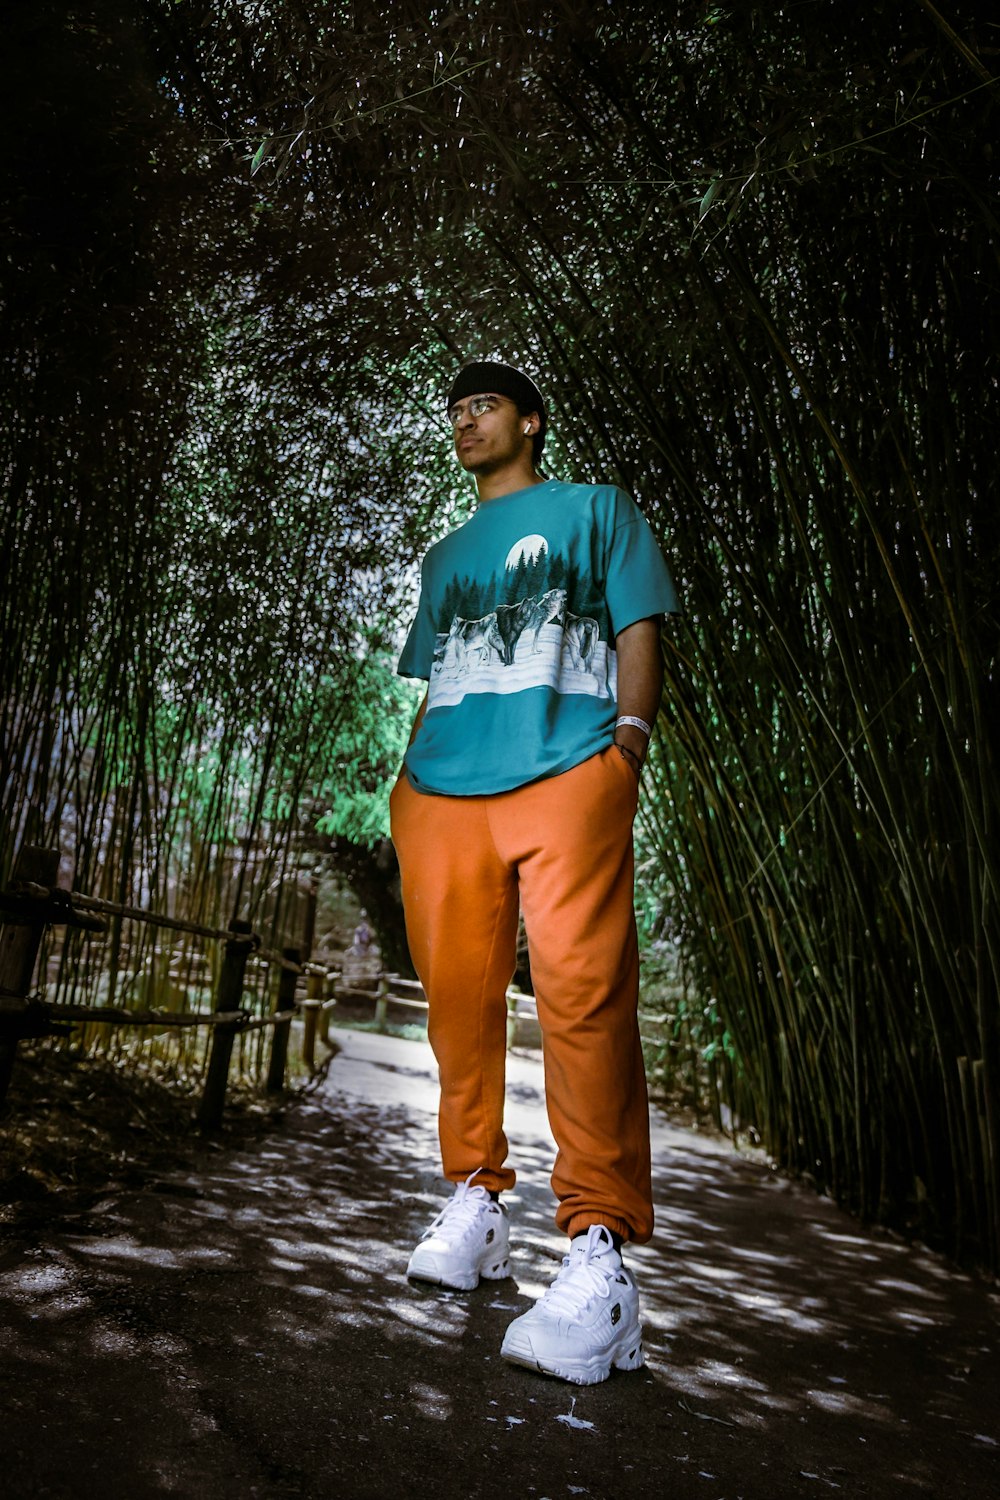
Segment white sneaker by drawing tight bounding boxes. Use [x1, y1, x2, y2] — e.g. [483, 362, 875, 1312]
[500, 1224, 644, 1385]
[407, 1172, 511, 1291]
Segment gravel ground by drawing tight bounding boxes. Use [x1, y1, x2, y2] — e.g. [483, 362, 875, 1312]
[1, 1029, 998, 1500]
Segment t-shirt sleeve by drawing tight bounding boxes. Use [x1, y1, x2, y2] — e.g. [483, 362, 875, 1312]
[603, 490, 680, 636]
[397, 559, 437, 681]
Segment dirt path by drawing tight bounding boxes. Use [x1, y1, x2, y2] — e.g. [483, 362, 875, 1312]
[1, 1029, 998, 1499]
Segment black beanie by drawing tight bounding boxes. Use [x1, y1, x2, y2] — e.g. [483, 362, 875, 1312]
[446, 361, 547, 453]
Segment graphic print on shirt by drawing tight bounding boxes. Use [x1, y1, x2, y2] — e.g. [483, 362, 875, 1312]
[428, 533, 618, 710]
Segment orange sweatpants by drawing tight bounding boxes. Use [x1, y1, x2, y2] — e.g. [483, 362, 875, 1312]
[389, 744, 653, 1244]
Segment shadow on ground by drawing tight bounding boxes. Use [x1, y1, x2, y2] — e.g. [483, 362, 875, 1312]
[1, 1029, 997, 1499]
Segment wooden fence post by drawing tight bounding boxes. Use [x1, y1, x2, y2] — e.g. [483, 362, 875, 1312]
[196, 919, 252, 1130]
[0, 846, 60, 1107]
[321, 968, 338, 1033]
[374, 971, 389, 1034]
[299, 880, 320, 1068]
[313, 969, 330, 1047]
[266, 947, 300, 1094]
[506, 990, 519, 1051]
[301, 997, 318, 1071]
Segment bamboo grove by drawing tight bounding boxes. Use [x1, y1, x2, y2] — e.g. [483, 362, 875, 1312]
[1, 2, 997, 1265]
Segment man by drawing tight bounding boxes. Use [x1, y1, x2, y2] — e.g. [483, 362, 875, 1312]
[389, 360, 678, 1386]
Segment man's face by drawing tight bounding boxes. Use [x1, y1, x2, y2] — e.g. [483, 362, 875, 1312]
[448, 392, 533, 475]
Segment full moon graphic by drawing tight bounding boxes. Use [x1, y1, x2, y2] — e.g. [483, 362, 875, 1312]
[505, 535, 548, 571]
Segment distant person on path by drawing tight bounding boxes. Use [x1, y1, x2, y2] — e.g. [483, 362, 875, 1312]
[352, 910, 372, 952]
[390, 360, 678, 1385]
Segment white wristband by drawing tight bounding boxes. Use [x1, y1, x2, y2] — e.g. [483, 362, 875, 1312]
[615, 715, 652, 737]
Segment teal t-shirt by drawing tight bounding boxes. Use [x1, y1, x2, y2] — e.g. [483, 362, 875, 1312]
[397, 478, 679, 796]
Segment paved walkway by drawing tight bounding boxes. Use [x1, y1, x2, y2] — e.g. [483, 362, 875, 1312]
[1, 1029, 998, 1498]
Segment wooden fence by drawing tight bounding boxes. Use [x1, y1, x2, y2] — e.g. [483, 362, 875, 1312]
[0, 842, 542, 1126]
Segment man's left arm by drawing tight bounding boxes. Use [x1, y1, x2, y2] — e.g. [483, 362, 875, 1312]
[613, 616, 664, 775]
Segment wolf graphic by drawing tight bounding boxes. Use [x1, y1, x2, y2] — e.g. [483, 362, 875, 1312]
[493, 587, 568, 665]
[434, 613, 503, 675]
[563, 611, 601, 677]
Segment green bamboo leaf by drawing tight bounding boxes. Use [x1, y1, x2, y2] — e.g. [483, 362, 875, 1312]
[250, 138, 271, 176]
[698, 179, 723, 221]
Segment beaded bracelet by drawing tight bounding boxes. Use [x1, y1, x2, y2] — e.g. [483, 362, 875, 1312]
[617, 742, 643, 772]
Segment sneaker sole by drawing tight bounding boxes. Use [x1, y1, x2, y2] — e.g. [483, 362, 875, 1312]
[407, 1253, 511, 1292]
[500, 1323, 645, 1385]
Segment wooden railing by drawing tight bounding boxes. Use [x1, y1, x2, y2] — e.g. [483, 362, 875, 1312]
[0, 842, 542, 1125]
[325, 969, 539, 1052]
[0, 844, 312, 1124]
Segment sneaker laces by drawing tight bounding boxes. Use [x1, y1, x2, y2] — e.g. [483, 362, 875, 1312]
[421, 1170, 493, 1244]
[536, 1225, 618, 1318]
